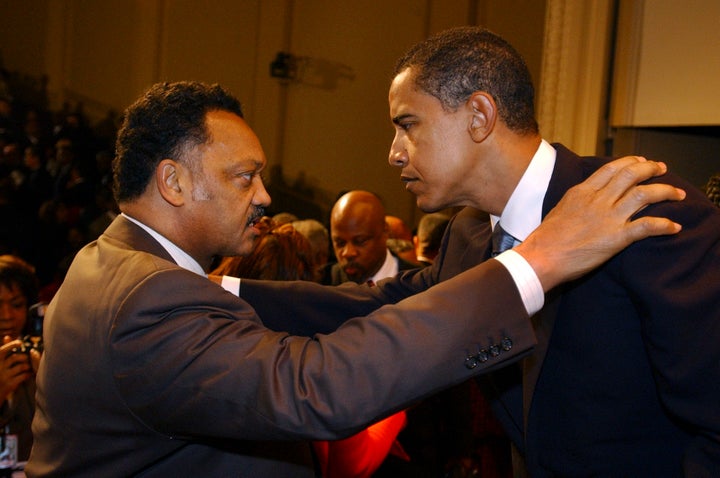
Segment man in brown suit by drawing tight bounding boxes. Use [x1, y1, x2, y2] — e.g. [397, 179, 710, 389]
[27, 81, 682, 477]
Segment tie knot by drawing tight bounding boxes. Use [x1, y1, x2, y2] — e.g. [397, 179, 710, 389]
[492, 224, 516, 257]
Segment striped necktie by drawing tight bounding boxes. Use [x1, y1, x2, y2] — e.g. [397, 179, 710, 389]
[491, 224, 516, 257]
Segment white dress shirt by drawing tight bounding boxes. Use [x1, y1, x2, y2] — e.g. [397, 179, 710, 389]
[369, 249, 400, 283]
[122, 213, 207, 277]
[491, 139, 557, 315]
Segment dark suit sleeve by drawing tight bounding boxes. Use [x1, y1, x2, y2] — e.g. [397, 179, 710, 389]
[618, 179, 720, 473]
[110, 259, 536, 443]
[240, 264, 438, 335]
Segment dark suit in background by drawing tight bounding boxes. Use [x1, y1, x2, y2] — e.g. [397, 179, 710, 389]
[322, 252, 418, 286]
[241, 144, 720, 476]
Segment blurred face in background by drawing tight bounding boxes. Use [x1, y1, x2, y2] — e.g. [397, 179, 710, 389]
[331, 196, 388, 284]
[0, 283, 28, 339]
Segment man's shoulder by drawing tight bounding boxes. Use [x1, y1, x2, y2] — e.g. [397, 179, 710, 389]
[321, 262, 346, 285]
[396, 255, 420, 271]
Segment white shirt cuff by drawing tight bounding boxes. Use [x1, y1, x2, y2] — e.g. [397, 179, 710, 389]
[221, 275, 241, 295]
[493, 250, 544, 315]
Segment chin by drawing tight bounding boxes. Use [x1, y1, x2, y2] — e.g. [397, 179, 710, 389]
[416, 199, 441, 213]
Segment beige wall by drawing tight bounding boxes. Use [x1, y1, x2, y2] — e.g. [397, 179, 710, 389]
[0, 0, 547, 225]
[611, 0, 720, 127]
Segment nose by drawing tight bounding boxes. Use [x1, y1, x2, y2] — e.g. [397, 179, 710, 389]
[253, 177, 272, 208]
[388, 136, 408, 168]
[340, 243, 358, 259]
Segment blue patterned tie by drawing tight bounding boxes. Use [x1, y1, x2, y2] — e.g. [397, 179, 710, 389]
[491, 224, 516, 257]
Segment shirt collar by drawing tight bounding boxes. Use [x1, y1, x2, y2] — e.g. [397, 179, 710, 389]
[491, 139, 556, 241]
[370, 248, 399, 283]
[121, 213, 207, 277]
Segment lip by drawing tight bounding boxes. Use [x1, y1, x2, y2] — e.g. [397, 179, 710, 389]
[402, 177, 418, 192]
[343, 265, 359, 276]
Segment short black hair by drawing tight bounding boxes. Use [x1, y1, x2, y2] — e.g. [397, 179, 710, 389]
[113, 81, 244, 202]
[0, 255, 39, 306]
[392, 26, 539, 135]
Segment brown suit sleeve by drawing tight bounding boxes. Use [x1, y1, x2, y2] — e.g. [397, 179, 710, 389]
[111, 259, 535, 442]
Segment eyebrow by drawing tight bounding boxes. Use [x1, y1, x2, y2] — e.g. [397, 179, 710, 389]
[391, 114, 414, 125]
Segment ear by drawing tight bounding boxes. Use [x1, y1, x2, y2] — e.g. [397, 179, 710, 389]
[467, 92, 497, 143]
[156, 159, 185, 207]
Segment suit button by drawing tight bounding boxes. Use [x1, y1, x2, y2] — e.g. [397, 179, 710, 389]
[489, 344, 500, 357]
[501, 337, 513, 351]
[465, 355, 479, 369]
[476, 349, 489, 363]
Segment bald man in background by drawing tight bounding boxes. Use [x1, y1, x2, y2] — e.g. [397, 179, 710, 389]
[324, 190, 417, 285]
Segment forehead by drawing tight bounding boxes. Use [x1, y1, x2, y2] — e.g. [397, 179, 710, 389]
[202, 110, 266, 168]
[0, 282, 24, 299]
[332, 207, 384, 235]
[389, 68, 445, 117]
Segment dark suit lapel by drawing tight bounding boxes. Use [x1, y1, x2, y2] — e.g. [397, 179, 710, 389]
[522, 144, 587, 428]
[522, 289, 561, 427]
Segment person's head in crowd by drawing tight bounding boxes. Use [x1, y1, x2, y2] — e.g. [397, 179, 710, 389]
[24, 144, 44, 172]
[414, 212, 450, 265]
[211, 223, 315, 282]
[272, 211, 299, 226]
[291, 218, 330, 282]
[54, 137, 75, 167]
[113, 81, 271, 269]
[388, 26, 539, 215]
[330, 190, 389, 284]
[0, 254, 39, 339]
[385, 215, 418, 264]
[385, 215, 413, 242]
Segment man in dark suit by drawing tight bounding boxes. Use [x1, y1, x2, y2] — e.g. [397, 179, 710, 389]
[240, 27, 719, 476]
[324, 190, 417, 286]
[27, 79, 680, 477]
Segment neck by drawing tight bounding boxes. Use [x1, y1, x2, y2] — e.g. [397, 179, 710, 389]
[477, 133, 541, 215]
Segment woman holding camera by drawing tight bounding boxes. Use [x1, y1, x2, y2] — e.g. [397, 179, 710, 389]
[0, 255, 42, 463]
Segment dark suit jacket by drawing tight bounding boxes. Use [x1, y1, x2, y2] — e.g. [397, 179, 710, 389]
[487, 144, 720, 477]
[322, 251, 419, 285]
[27, 215, 535, 477]
[241, 144, 720, 477]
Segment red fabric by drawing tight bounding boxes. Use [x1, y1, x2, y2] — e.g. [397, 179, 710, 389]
[313, 410, 408, 478]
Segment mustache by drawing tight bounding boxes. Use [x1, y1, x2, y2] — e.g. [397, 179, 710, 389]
[247, 206, 266, 226]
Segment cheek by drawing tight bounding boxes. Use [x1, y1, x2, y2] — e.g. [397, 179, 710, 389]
[12, 311, 27, 330]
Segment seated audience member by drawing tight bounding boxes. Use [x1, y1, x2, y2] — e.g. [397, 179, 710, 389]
[325, 191, 417, 286]
[413, 212, 451, 266]
[0, 255, 42, 461]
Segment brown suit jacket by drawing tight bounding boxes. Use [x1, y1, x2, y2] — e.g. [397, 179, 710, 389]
[27, 214, 535, 477]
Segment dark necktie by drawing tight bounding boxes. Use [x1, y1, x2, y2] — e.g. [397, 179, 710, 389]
[491, 224, 516, 257]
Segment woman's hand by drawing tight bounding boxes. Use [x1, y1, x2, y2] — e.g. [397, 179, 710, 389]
[0, 338, 33, 403]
